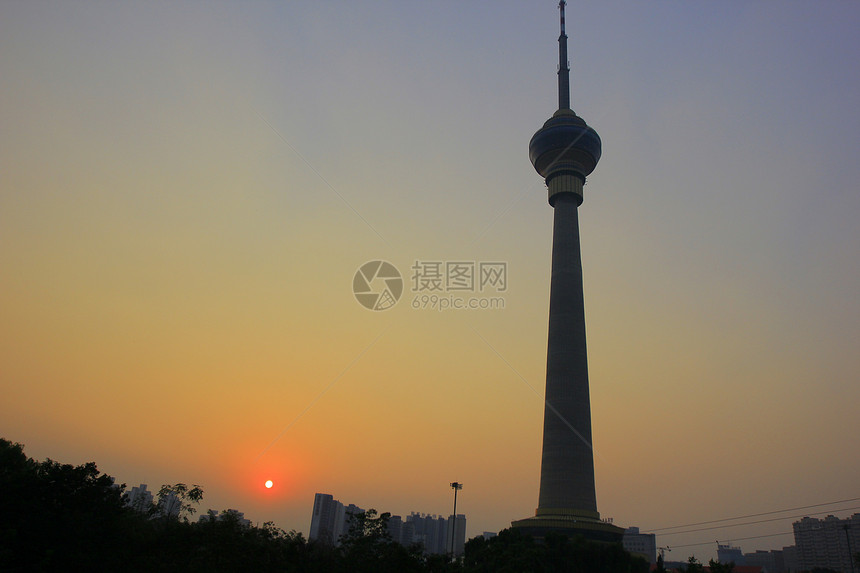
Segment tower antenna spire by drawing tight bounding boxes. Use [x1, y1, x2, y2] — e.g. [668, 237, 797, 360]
[558, 0, 570, 110]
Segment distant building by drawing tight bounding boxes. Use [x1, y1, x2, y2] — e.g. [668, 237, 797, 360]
[717, 543, 745, 566]
[199, 509, 219, 523]
[342, 503, 363, 538]
[222, 508, 251, 526]
[308, 493, 466, 554]
[401, 519, 415, 548]
[447, 514, 466, 556]
[781, 545, 799, 572]
[622, 527, 656, 564]
[406, 512, 449, 554]
[387, 514, 403, 545]
[308, 493, 360, 546]
[126, 483, 153, 513]
[743, 549, 786, 573]
[665, 563, 762, 573]
[793, 513, 860, 573]
[156, 490, 181, 518]
[482, 531, 497, 540]
[198, 508, 251, 527]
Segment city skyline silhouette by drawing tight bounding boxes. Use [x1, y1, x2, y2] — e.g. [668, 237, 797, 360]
[2, 1, 859, 563]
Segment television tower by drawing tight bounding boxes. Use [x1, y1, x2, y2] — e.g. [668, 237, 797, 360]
[511, 1, 624, 542]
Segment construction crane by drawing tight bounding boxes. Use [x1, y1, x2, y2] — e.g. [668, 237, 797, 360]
[656, 546, 672, 571]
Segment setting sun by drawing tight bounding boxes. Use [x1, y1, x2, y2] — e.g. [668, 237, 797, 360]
[265, 480, 273, 489]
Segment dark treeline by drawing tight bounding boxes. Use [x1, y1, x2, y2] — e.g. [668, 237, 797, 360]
[0, 439, 648, 572]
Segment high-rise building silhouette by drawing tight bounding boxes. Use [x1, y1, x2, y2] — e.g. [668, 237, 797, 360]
[125, 483, 153, 513]
[511, 1, 623, 542]
[717, 544, 745, 566]
[198, 508, 251, 527]
[622, 527, 656, 564]
[447, 514, 467, 556]
[308, 493, 466, 554]
[406, 512, 460, 555]
[743, 549, 787, 573]
[309, 493, 359, 546]
[793, 513, 860, 573]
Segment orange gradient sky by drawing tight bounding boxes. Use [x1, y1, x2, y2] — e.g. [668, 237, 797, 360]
[2, 1, 859, 562]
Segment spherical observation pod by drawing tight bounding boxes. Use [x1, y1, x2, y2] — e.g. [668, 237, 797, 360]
[528, 109, 601, 206]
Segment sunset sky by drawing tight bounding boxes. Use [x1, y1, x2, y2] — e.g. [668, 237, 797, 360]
[2, 1, 859, 562]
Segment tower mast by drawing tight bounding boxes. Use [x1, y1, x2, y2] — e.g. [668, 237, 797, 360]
[558, 0, 570, 110]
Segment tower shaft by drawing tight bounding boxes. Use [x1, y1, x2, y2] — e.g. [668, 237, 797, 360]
[511, 180, 620, 541]
[538, 192, 596, 512]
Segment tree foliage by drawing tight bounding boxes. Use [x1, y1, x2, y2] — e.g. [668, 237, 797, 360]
[0, 438, 133, 570]
[1, 438, 652, 572]
[677, 556, 704, 573]
[464, 528, 648, 573]
[707, 558, 734, 573]
[155, 482, 205, 522]
[338, 509, 424, 573]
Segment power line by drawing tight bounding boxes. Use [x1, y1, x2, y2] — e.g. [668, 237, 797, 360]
[658, 505, 860, 537]
[669, 530, 794, 551]
[647, 496, 860, 533]
[654, 502, 860, 554]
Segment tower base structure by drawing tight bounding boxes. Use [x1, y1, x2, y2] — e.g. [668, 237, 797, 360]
[511, 508, 625, 544]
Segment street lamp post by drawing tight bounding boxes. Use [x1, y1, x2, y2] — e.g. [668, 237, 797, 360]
[450, 482, 463, 556]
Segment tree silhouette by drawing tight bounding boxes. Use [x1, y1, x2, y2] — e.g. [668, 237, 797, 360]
[1, 438, 652, 572]
[463, 528, 648, 573]
[338, 509, 423, 573]
[680, 556, 704, 573]
[0, 438, 135, 570]
[155, 482, 204, 522]
[708, 558, 734, 573]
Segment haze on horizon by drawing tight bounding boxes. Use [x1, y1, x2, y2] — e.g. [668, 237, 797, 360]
[1, 1, 858, 562]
